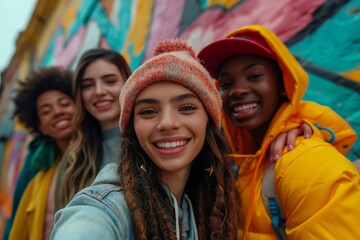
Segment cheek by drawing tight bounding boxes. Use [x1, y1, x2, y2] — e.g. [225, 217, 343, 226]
[219, 90, 228, 102]
[134, 119, 149, 145]
[82, 92, 92, 108]
[112, 83, 124, 97]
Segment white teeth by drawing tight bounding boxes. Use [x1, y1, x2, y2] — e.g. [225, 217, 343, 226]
[157, 140, 186, 149]
[96, 101, 111, 107]
[54, 120, 70, 128]
[234, 103, 257, 112]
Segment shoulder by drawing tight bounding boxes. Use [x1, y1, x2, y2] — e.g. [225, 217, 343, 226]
[275, 137, 359, 185]
[52, 184, 133, 239]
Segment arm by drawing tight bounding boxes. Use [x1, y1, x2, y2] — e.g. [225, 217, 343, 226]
[269, 123, 312, 162]
[269, 100, 358, 162]
[51, 189, 132, 240]
[8, 177, 35, 240]
[276, 138, 360, 239]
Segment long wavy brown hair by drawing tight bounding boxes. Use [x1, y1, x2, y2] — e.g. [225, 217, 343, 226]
[60, 48, 131, 207]
[119, 117, 241, 239]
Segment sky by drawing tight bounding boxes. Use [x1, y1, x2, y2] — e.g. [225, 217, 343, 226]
[0, 0, 38, 72]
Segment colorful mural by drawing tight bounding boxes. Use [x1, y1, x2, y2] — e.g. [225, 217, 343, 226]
[41, 0, 360, 159]
[1, 0, 360, 233]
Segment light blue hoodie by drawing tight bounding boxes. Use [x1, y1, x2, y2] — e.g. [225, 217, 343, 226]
[51, 163, 198, 240]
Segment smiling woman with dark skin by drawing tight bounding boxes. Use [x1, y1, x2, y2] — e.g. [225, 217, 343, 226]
[218, 55, 283, 149]
[6, 67, 75, 240]
[199, 24, 360, 239]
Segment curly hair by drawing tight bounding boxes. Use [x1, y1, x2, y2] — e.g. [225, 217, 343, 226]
[119, 118, 241, 239]
[12, 67, 73, 133]
[60, 48, 131, 207]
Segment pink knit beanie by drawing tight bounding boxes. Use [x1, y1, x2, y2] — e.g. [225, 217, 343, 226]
[119, 39, 222, 132]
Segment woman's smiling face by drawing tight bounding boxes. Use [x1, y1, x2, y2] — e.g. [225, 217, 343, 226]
[133, 81, 208, 180]
[81, 59, 125, 130]
[217, 55, 282, 133]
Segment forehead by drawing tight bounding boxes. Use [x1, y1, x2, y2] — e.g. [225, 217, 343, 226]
[83, 59, 120, 78]
[218, 55, 276, 74]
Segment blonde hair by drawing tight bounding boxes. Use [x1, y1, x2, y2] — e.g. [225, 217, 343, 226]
[60, 48, 131, 207]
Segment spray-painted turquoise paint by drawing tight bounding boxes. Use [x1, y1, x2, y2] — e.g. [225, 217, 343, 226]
[290, 0, 360, 72]
[303, 73, 360, 160]
[41, 29, 63, 66]
[289, 0, 360, 160]
[66, 0, 98, 43]
[91, 0, 132, 52]
[127, 43, 145, 72]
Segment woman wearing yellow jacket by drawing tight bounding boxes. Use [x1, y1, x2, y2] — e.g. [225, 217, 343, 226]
[198, 25, 360, 239]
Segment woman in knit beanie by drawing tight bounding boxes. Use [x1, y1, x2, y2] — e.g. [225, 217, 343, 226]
[51, 39, 240, 240]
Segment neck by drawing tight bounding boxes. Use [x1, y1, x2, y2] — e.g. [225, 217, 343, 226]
[100, 121, 119, 131]
[55, 139, 70, 154]
[157, 168, 191, 204]
[250, 121, 271, 150]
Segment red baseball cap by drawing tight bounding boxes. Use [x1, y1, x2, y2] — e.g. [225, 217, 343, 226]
[198, 32, 276, 79]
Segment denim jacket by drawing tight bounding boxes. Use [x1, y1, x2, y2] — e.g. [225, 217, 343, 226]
[51, 163, 198, 240]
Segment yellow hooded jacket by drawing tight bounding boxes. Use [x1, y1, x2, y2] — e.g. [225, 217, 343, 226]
[221, 25, 360, 239]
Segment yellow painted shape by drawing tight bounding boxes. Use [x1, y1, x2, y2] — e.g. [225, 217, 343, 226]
[18, 52, 32, 80]
[207, 0, 241, 9]
[35, 0, 73, 65]
[341, 70, 360, 83]
[122, 0, 153, 63]
[61, 0, 82, 34]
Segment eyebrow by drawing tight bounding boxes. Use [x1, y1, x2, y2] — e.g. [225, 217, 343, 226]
[134, 93, 199, 107]
[218, 62, 260, 78]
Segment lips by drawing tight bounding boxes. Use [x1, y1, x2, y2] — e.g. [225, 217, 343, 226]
[153, 138, 190, 155]
[229, 101, 259, 120]
[94, 100, 113, 110]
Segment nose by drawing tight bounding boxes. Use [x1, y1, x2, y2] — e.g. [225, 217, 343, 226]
[156, 109, 180, 131]
[53, 105, 64, 117]
[228, 82, 250, 98]
[94, 82, 106, 96]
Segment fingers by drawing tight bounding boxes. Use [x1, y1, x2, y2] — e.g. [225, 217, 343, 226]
[269, 132, 287, 163]
[285, 128, 301, 151]
[268, 123, 313, 163]
[301, 123, 312, 139]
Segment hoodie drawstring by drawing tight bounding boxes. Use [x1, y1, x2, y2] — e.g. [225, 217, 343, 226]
[170, 194, 181, 240]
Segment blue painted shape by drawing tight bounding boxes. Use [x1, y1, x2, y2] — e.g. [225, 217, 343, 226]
[289, 0, 360, 161]
[126, 43, 145, 72]
[303, 73, 360, 161]
[290, 0, 360, 72]
[41, 29, 63, 66]
[66, 0, 98, 43]
[90, 0, 132, 51]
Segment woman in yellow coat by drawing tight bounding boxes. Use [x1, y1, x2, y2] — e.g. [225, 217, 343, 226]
[199, 25, 360, 239]
[8, 67, 75, 240]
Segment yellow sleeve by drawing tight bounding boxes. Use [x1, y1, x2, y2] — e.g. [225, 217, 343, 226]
[276, 138, 360, 239]
[9, 177, 35, 240]
[293, 101, 357, 155]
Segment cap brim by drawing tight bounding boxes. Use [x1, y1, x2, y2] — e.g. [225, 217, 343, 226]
[198, 38, 275, 79]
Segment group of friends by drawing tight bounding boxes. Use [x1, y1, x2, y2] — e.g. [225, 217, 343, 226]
[3, 25, 360, 239]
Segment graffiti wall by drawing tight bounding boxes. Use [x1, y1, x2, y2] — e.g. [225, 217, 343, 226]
[1, 0, 360, 232]
[42, 0, 360, 159]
